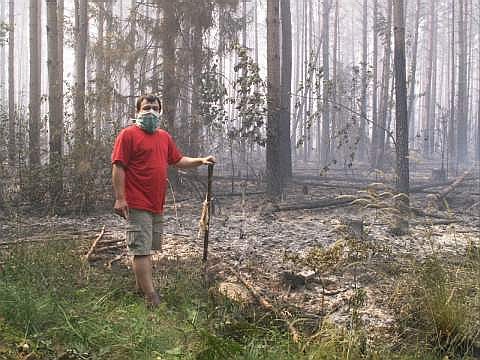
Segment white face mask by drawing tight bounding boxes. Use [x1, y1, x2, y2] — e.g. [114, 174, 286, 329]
[138, 109, 161, 118]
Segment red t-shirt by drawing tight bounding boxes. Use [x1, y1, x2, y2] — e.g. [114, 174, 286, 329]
[111, 125, 183, 214]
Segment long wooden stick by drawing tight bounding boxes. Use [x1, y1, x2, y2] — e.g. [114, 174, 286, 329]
[85, 225, 105, 261]
[203, 164, 214, 263]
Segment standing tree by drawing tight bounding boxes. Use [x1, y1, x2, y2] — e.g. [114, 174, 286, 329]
[477, 5, 480, 162]
[280, 0, 292, 180]
[161, 1, 178, 135]
[375, 0, 393, 169]
[393, 0, 409, 234]
[46, 0, 63, 204]
[370, 0, 379, 166]
[95, 1, 105, 139]
[29, 0, 41, 167]
[58, 0, 64, 144]
[407, 0, 420, 146]
[448, 0, 456, 173]
[266, 0, 282, 197]
[0, 1, 5, 101]
[423, 0, 436, 157]
[456, 0, 468, 165]
[320, 0, 331, 167]
[359, 0, 368, 160]
[7, 0, 15, 165]
[74, 0, 88, 153]
[127, 0, 136, 116]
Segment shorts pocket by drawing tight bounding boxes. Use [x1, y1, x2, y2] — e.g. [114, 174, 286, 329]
[126, 230, 141, 251]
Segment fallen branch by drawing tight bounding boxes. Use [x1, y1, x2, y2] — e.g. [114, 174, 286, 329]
[228, 266, 301, 344]
[107, 254, 125, 269]
[85, 225, 106, 261]
[429, 167, 474, 203]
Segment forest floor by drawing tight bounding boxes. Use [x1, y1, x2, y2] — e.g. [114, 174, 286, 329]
[1, 162, 479, 359]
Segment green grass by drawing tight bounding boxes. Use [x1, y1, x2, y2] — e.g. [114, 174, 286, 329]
[1, 238, 477, 359]
[393, 251, 480, 360]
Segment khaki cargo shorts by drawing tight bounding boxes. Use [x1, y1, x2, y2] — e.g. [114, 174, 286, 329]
[126, 209, 163, 256]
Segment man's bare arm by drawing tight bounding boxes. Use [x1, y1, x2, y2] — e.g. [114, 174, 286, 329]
[112, 163, 129, 218]
[174, 156, 215, 169]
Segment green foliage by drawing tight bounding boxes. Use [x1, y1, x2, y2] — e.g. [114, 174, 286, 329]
[229, 44, 267, 146]
[0, 22, 9, 46]
[0, 238, 439, 359]
[393, 254, 480, 359]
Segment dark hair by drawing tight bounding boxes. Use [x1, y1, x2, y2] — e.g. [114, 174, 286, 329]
[136, 94, 161, 112]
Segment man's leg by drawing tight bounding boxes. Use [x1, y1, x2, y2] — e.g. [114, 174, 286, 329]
[127, 209, 161, 307]
[132, 255, 155, 294]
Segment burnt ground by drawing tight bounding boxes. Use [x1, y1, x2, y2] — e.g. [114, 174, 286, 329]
[1, 162, 479, 341]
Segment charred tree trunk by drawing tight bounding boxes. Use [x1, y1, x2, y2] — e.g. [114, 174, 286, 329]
[407, 0, 420, 147]
[74, 0, 88, 153]
[57, 0, 64, 143]
[456, 0, 468, 164]
[7, 0, 15, 165]
[448, 0, 456, 173]
[29, 0, 41, 167]
[280, 0, 292, 180]
[95, 2, 105, 139]
[190, 9, 205, 158]
[393, 0, 409, 234]
[320, 0, 331, 167]
[423, 0, 436, 157]
[266, 0, 282, 197]
[161, 2, 178, 135]
[46, 0, 63, 203]
[0, 1, 5, 101]
[128, 0, 136, 117]
[370, 0, 379, 166]
[359, 0, 368, 161]
[375, 0, 393, 169]
[477, 9, 480, 162]
[332, 0, 339, 161]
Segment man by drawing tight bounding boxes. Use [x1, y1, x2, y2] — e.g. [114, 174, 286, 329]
[112, 94, 215, 307]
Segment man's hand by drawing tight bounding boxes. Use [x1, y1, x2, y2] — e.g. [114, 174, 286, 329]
[202, 156, 216, 165]
[114, 199, 129, 219]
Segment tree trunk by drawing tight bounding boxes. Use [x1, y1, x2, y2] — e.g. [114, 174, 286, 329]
[161, 2, 178, 135]
[46, 0, 63, 203]
[95, 1, 105, 139]
[477, 8, 480, 162]
[456, 0, 468, 164]
[266, 0, 282, 197]
[128, 0, 136, 117]
[239, 0, 247, 167]
[0, 0, 5, 101]
[359, 0, 368, 161]
[57, 0, 64, 144]
[29, 0, 41, 167]
[7, 0, 15, 165]
[191, 8, 205, 158]
[375, 0, 393, 169]
[320, 0, 331, 167]
[422, 0, 436, 157]
[393, 0, 409, 234]
[448, 0, 456, 174]
[370, 0, 379, 166]
[291, 0, 299, 160]
[74, 0, 88, 153]
[407, 0, 420, 147]
[332, 0, 339, 160]
[280, 0, 292, 180]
